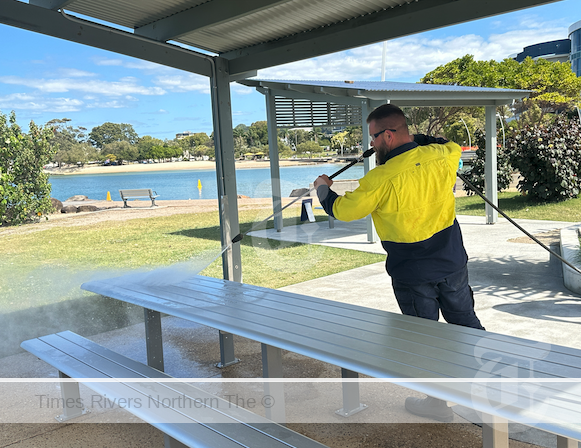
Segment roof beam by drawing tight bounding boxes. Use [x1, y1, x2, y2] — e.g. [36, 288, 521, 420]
[135, 0, 290, 42]
[223, 0, 561, 75]
[29, 0, 75, 10]
[0, 0, 213, 77]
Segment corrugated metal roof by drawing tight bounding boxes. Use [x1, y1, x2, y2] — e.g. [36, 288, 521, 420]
[243, 79, 531, 94]
[60, 0, 410, 53]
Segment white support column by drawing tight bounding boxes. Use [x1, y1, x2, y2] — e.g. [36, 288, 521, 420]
[265, 88, 283, 232]
[362, 100, 378, 243]
[210, 57, 242, 282]
[485, 106, 498, 224]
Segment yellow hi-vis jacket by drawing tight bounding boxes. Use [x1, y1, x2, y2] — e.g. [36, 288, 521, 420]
[318, 139, 467, 283]
[332, 141, 459, 243]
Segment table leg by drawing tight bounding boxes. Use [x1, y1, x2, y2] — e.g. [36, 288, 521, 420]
[215, 330, 240, 368]
[335, 368, 368, 417]
[144, 308, 164, 372]
[56, 372, 87, 422]
[557, 436, 578, 448]
[261, 343, 286, 423]
[482, 414, 509, 448]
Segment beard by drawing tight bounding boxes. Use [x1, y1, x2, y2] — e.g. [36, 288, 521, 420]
[375, 146, 390, 165]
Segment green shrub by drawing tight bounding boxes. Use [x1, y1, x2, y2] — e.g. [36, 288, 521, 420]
[508, 115, 581, 201]
[0, 111, 56, 226]
[462, 128, 514, 195]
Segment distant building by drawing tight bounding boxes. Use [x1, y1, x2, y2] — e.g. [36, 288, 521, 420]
[176, 131, 195, 139]
[514, 39, 571, 63]
[511, 21, 581, 77]
[570, 20, 581, 77]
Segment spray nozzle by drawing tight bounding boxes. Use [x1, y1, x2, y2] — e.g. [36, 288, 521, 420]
[232, 233, 244, 244]
[362, 148, 375, 158]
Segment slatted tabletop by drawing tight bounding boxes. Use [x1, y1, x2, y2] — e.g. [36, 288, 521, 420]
[81, 274, 581, 439]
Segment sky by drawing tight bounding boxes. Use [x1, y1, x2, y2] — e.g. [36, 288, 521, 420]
[1, 1, 580, 140]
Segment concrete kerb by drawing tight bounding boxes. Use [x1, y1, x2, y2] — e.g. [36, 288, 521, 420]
[560, 223, 581, 294]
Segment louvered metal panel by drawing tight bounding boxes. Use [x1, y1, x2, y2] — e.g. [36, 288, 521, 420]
[275, 97, 362, 128]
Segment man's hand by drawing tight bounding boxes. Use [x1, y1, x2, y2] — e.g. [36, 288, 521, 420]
[314, 175, 333, 189]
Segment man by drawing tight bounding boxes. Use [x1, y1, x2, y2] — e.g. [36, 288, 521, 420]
[314, 104, 484, 422]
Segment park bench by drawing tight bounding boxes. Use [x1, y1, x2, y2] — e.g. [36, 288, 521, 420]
[21, 330, 327, 448]
[119, 188, 159, 207]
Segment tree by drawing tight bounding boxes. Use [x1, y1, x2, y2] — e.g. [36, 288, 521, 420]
[137, 136, 164, 160]
[102, 141, 139, 163]
[47, 118, 96, 166]
[331, 131, 348, 156]
[421, 55, 581, 121]
[345, 127, 363, 153]
[0, 111, 56, 225]
[89, 122, 139, 148]
[296, 141, 321, 158]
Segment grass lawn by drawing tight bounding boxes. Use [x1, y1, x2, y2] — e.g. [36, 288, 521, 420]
[0, 207, 384, 312]
[455, 192, 581, 222]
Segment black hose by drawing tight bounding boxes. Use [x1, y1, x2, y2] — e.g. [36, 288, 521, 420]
[457, 172, 581, 276]
[231, 149, 375, 243]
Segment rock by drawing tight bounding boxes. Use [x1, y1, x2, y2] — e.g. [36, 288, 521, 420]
[77, 205, 98, 212]
[66, 195, 89, 201]
[61, 205, 79, 213]
[50, 198, 63, 213]
[289, 188, 309, 197]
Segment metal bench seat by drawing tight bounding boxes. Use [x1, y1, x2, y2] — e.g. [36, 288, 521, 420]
[119, 189, 159, 207]
[21, 331, 327, 448]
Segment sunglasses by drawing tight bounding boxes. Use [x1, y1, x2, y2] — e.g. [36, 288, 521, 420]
[371, 128, 396, 140]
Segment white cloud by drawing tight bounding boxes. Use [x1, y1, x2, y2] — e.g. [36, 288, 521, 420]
[258, 17, 569, 82]
[93, 58, 124, 66]
[0, 76, 166, 96]
[0, 93, 83, 113]
[153, 74, 210, 93]
[231, 84, 255, 95]
[57, 68, 97, 78]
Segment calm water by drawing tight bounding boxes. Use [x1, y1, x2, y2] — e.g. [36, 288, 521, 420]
[49, 163, 365, 202]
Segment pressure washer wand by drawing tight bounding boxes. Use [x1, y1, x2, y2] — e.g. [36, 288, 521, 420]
[231, 148, 376, 244]
[457, 172, 581, 276]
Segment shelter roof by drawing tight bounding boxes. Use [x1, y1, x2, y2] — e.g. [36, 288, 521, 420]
[239, 79, 532, 107]
[2, 0, 561, 76]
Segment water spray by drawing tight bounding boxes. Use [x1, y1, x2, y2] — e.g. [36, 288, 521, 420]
[231, 148, 376, 244]
[458, 172, 581, 276]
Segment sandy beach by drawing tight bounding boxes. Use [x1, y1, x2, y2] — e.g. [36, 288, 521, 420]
[45, 158, 331, 176]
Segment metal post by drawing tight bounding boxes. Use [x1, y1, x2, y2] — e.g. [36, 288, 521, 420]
[484, 106, 498, 224]
[482, 414, 509, 448]
[261, 343, 286, 423]
[144, 308, 164, 372]
[362, 99, 378, 243]
[56, 372, 87, 422]
[211, 56, 241, 282]
[266, 88, 283, 232]
[335, 368, 367, 417]
[210, 57, 241, 366]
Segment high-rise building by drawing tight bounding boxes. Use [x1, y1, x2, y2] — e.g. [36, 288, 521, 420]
[570, 20, 581, 77]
